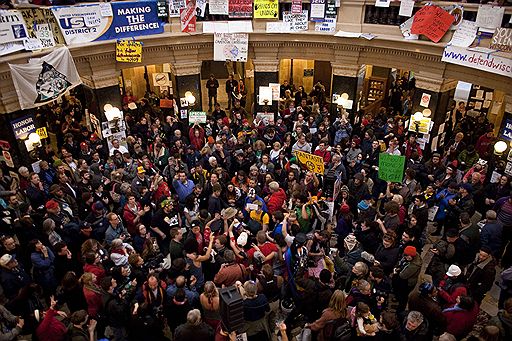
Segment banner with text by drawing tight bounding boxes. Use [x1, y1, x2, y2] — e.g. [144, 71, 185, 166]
[310, 0, 326, 22]
[20, 8, 65, 49]
[441, 45, 512, 78]
[254, 0, 279, 19]
[378, 153, 406, 183]
[52, 1, 163, 45]
[229, 0, 253, 18]
[214, 33, 248, 61]
[11, 115, 36, 140]
[180, 0, 196, 33]
[9, 47, 82, 110]
[116, 40, 143, 63]
[0, 10, 28, 44]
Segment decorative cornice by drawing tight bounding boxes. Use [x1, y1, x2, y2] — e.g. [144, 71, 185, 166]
[331, 63, 359, 77]
[252, 60, 280, 72]
[172, 62, 202, 76]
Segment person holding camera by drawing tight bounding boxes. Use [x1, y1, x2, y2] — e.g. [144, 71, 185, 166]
[100, 276, 131, 341]
[105, 213, 129, 246]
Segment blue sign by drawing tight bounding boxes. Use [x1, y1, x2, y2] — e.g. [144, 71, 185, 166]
[502, 118, 512, 141]
[11, 114, 36, 140]
[97, 1, 164, 41]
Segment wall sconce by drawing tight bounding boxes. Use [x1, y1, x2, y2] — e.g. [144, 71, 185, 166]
[422, 108, 432, 117]
[104, 105, 122, 122]
[28, 132, 41, 146]
[494, 140, 507, 156]
[185, 91, 196, 106]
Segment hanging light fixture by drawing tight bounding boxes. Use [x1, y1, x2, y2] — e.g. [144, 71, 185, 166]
[422, 108, 432, 117]
[494, 140, 508, 155]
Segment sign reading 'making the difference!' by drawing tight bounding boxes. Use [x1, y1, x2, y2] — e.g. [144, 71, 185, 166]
[52, 1, 163, 45]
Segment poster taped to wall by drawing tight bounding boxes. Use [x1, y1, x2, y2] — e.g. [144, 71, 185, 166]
[214, 33, 248, 61]
[0, 10, 27, 44]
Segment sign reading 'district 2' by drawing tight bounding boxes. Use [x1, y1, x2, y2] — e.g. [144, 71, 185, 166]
[52, 1, 163, 45]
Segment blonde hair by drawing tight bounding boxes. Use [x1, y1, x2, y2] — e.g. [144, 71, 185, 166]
[244, 280, 257, 297]
[328, 290, 347, 317]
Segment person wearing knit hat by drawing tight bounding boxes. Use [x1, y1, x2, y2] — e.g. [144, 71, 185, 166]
[394, 244, 422, 311]
[340, 203, 350, 215]
[403, 246, 417, 257]
[45, 199, 60, 211]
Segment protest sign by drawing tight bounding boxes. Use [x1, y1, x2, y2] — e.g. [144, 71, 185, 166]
[295, 151, 325, 175]
[441, 45, 512, 79]
[325, 0, 337, 18]
[399, 0, 414, 17]
[214, 33, 248, 61]
[310, 0, 326, 21]
[256, 112, 274, 122]
[315, 17, 336, 33]
[0, 41, 24, 56]
[189, 111, 207, 124]
[52, 1, 163, 45]
[408, 116, 432, 134]
[180, 0, 196, 33]
[157, 0, 169, 18]
[169, 0, 186, 17]
[210, 0, 229, 15]
[283, 11, 308, 32]
[9, 47, 82, 110]
[475, 5, 504, 30]
[0, 10, 27, 44]
[20, 8, 65, 49]
[449, 20, 477, 47]
[153, 73, 170, 86]
[159, 99, 174, 108]
[228, 0, 253, 18]
[378, 153, 406, 183]
[292, 0, 302, 14]
[254, 0, 279, 18]
[375, 0, 390, 8]
[116, 40, 143, 63]
[420, 93, 431, 107]
[10, 115, 36, 140]
[490, 28, 512, 52]
[448, 5, 464, 30]
[400, 17, 418, 40]
[266, 22, 290, 33]
[502, 118, 512, 141]
[36, 127, 48, 139]
[411, 5, 454, 43]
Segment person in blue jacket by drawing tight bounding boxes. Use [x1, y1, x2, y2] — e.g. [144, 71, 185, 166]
[432, 182, 459, 236]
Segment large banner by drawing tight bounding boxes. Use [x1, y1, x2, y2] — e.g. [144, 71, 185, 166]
[10, 114, 36, 140]
[9, 47, 82, 110]
[442, 45, 512, 78]
[52, 1, 163, 45]
[20, 7, 66, 49]
[0, 10, 28, 44]
[214, 33, 248, 62]
[229, 0, 253, 18]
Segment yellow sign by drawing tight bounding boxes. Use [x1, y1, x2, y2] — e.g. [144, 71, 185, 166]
[408, 117, 432, 135]
[36, 127, 47, 139]
[254, 0, 279, 19]
[116, 40, 143, 63]
[295, 151, 325, 175]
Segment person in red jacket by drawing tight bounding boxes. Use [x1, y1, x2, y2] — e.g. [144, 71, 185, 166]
[83, 251, 106, 282]
[35, 296, 68, 341]
[438, 264, 469, 309]
[443, 295, 479, 339]
[266, 181, 287, 215]
[189, 122, 205, 150]
[314, 138, 332, 166]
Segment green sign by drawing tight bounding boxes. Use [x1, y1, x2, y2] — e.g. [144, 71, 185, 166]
[378, 153, 406, 183]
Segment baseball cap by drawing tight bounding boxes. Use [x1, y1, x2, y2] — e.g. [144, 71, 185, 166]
[446, 264, 462, 277]
[0, 254, 13, 268]
[137, 166, 145, 174]
[237, 232, 248, 247]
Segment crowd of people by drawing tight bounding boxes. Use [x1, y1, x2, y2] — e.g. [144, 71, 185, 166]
[0, 75, 511, 341]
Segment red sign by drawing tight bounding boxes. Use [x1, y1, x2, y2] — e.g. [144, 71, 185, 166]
[180, 0, 196, 33]
[160, 99, 174, 108]
[228, 0, 253, 18]
[291, 0, 302, 14]
[411, 5, 454, 43]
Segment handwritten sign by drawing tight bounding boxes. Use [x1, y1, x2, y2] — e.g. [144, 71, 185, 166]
[411, 5, 454, 43]
[490, 28, 512, 52]
[399, 0, 414, 17]
[378, 153, 406, 183]
[476, 5, 505, 30]
[295, 151, 325, 175]
[116, 40, 142, 63]
[214, 33, 248, 61]
[189, 111, 207, 124]
[210, 0, 229, 15]
[449, 20, 477, 47]
[283, 11, 308, 31]
[228, 0, 253, 18]
[254, 0, 279, 18]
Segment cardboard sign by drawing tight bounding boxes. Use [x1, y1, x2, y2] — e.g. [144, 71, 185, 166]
[378, 153, 406, 183]
[490, 28, 512, 52]
[180, 0, 196, 33]
[295, 151, 325, 175]
[189, 111, 207, 124]
[411, 5, 454, 43]
[254, 0, 279, 19]
[116, 40, 142, 63]
[408, 116, 432, 135]
[160, 99, 174, 108]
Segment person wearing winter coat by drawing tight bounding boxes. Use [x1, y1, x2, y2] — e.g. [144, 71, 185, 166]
[480, 210, 503, 259]
[488, 297, 512, 340]
[399, 311, 431, 341]
[408, 282, 447, 336]
[437, 264, 469, 309]
[443, 295, 479, 340]
[466, 247, 497, 304]
[266, 181, 287, 215]
[374, 233, 401, 275]
[393, 246, 422, 311]
[0, 304, 24, 341]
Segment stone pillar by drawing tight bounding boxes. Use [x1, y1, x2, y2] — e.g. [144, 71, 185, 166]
[172, 61, 203, 115]
[252, 59, 279, 114]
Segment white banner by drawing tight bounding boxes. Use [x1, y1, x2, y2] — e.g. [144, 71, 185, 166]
[9, 47, 82, 110]
[51, 4, 107, 45]
[442, 45, 512, 78]
[0, 10, 28, 44]
[214, 33, 248, 62]
[283, 11, 308, 32]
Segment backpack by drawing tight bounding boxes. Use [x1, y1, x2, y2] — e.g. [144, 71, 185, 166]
[323, 317, 352, 341]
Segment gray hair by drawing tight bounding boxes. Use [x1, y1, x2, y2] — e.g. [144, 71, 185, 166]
[187, 309, 201, 325]
[353, 261, 369, 276]
[486, 210, 497, 220]
[407, 311, 424, 325]
[269, 181, 279, 191]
